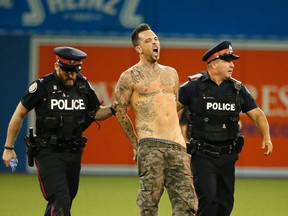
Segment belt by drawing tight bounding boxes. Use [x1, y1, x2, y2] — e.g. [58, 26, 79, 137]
[36, 137, 87, 153]
[203, 142, 234, 154]
[189, 138, 236, 158]
[139, 137, 186, 152]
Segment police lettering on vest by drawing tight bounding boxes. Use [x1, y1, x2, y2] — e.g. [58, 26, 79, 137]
[50, 99, 85, 110]
[206, 102, 236, 111]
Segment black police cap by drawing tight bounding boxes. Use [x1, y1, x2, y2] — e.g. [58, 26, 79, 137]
[54, 46, 87, 73]
[54, 46, 87, 61]
[202, 41, 239, 63]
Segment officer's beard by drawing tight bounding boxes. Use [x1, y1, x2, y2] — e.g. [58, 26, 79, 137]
[62, 78, 76, 88]
[57, 70, 77, 88]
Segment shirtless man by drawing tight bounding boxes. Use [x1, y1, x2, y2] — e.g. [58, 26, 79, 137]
[114, 23, 197, 216]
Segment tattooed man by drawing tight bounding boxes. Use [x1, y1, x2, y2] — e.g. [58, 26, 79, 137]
[114, 23, 198, 216]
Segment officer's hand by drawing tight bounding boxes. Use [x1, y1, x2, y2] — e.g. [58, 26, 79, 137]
[2, 149, 17, 167]
[111, 101, 118, 111]
[262, 140, 273, 156]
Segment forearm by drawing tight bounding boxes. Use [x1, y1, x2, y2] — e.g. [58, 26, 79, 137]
[116, 113, 138, 149]
[94, 105, 114, 121]
[2, 116, 21, 165]
[177, 101, 184, 112]
[4, 103, 27, 147]
[5, 113, 25, 147]
[246, 108, 273, 155]
[254, 114, 271, 141]
[247, 108, 271, 141]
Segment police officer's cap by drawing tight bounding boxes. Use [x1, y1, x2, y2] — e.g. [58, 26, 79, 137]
[54, 46, 87, 73]
[202, 41, 239, 63]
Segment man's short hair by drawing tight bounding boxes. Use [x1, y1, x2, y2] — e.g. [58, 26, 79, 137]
[131, 23, 151, 47]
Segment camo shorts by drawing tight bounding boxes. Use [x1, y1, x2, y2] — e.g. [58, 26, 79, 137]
[136, 138, 198, 216]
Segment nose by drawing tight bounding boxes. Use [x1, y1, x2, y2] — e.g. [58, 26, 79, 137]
[152, 39, 159, 44]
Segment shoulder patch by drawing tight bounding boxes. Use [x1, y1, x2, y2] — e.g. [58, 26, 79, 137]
[28, 82, 38, 93]
[188, 72, 204, 81]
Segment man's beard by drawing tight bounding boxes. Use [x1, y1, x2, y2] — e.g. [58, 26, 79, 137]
[62, 79, 75, 88]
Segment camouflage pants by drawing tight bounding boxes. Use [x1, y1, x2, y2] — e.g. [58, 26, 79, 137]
[137, 138, 197, 216]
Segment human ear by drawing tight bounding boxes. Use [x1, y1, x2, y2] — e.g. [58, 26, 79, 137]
[135, 46, 142, 54]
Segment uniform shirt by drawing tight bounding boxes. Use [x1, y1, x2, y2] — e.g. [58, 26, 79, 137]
[21, 71, 100, 112]
[179, 72, 258, 114]
[21, 71, 101, 139]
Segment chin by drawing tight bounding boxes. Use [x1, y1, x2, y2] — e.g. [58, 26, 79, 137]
[151, 57, 159, 63]
[64, 80, 75, 88]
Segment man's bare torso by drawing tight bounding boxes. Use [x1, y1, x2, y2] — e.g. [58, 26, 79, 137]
[128, 63, 186, 147]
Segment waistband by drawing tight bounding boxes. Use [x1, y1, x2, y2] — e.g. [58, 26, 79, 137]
[139, 138, 186, 152]
[203, 139, 234, 146]
[36, 137, 87, 153]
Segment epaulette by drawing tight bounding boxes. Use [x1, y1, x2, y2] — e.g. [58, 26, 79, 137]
[38, 73, 54, 84]
[229, 77, 242, 85]
[188, 72, 204, 81]
[77, 73, 88, 81]
[229, 77, 242, 91]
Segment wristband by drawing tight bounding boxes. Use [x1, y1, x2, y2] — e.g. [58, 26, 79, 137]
[110, 106, 116, 116]
[4, 146, 14, 150]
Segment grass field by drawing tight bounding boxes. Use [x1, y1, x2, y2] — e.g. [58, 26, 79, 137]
[0, 174, 287, 215]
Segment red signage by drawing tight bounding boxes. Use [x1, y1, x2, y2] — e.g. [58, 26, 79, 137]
[36, 41, 288, 168]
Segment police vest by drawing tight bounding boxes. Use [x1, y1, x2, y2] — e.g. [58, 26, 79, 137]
[35, 74, 94, 142]
[189, 76, 241, 142]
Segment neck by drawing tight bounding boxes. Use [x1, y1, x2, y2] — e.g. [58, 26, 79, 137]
[209, 74, 225, 86]
[138, 60, 158, 68]
[136, 61, 161, 80]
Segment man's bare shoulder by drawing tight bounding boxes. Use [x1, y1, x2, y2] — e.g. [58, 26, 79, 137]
[158, 64, 177, 75]
[121, 64, 143, 75]
[119, 66, 135, 81]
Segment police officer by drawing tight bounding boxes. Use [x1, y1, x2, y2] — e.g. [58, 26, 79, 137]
[2, 46, 117, 216]
[178, 41, 273, 216]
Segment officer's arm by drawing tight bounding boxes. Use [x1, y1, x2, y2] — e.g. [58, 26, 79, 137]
[114, 71, 138, 150]
[2, 102, 29, 166]
[177, 101, 184, 112]
[245, 107, 273, 156]
[177, 78, 190, 112]
[88, 80, 117, 120]
[94, 103, 116, 121]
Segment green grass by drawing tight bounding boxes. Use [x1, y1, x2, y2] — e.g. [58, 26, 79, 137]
[0, 174, 287, 215]
[233, 178, 288, 216]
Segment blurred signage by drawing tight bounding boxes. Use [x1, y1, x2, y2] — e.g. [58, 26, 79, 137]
[0, 0, 144, 34]
[1, 0, 287, 39]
